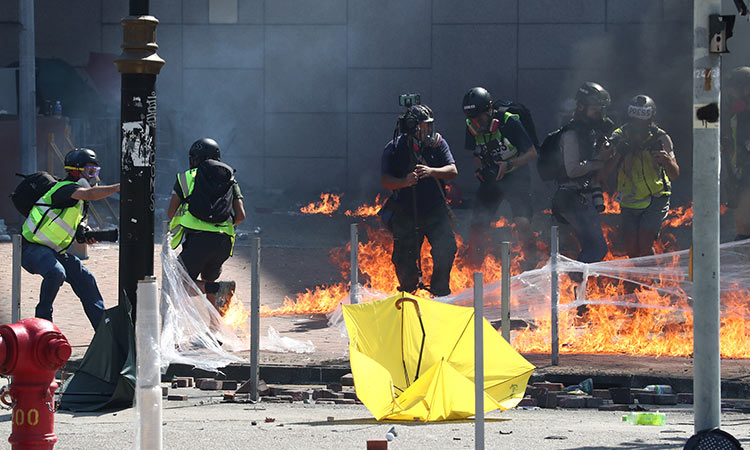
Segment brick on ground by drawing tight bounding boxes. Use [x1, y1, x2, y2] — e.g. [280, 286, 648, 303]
[525, 386, 548, 401]
[334, 398, 356, 405]
[340, 373, 354, 386]
[532, 382, 563, 392]
[167, 394, 188, 401]
[585, 397, 604, 408]
[654, 394, 677, 405]
[172, 377, 194, 388]
[517, 397, 537, 407]
[221, 381, 238, 391]
[558, 396, 586, 409]
[677, 393, 693, 404]
[539, 391, 559, 409]
[326, 382, 343, 392]
[236, 379, 270, 396]
[312, 388, 343, 400]
[161, 386, 168, 397]
[275, 388, 310, 401]
[194, 378, 212, 389]
[199, 380, 224, 391]
[592, 389, 611, 400]
[342, 390, 358, 401]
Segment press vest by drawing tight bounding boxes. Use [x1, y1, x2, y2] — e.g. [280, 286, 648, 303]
[466, 112, 520, 173]
[22, 181, 84, 253]
[614, 127, 671, 209]
[169, 168, 236, 250]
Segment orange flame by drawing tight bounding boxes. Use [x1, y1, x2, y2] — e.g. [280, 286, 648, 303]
[602, 192, 621, 214]
[345, 193, 386, 217]
[300, 193, 342, 215]
[239, 194, 749, 359]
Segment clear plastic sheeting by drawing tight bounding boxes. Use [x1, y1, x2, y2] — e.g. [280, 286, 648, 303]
[261, 326, 315, 353]
[328, 239, 750, 358]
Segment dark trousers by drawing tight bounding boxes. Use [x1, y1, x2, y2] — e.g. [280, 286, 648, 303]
[391, 205, 457, 296]
[552, 188, 608, 263]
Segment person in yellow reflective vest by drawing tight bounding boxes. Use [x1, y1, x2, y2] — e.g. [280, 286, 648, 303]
[722, 67, 750, 240]
[605, 95, 679, 257]
[21, 148, 120, 329]
[167, 138, 245, 311]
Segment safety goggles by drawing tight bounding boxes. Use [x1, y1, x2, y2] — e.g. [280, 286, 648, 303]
[82, 165, 101, 178]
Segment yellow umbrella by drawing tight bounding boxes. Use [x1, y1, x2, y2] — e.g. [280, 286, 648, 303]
[343, 292, 535, 422]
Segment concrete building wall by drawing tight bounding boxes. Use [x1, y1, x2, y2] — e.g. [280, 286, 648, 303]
[5, 0, 736, 207]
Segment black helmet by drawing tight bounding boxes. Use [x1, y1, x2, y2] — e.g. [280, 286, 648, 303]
[728, 66, 750, 88]
[64, 148, 99, 170]
[462, 87, 493, 118]
[575, 82, 611, 108]
[627, 95, 656, 121]
[189, 138, 221, 168]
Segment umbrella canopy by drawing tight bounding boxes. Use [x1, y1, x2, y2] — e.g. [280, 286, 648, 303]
[343, 293, 535, 422]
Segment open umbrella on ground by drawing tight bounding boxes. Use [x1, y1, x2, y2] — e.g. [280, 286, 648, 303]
[342, 292, 535, 422]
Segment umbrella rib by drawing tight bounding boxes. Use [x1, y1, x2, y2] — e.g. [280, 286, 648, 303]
[445, 312, 475, 362]
[400, 306, 410, 388]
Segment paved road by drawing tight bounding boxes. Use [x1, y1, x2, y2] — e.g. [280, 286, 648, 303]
[0, 384, 748, 450]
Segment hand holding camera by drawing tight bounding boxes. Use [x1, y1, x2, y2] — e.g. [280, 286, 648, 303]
[75, 227, 119, 244]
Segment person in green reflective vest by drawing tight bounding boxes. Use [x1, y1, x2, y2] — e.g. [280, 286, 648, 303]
[606, 95, 679, 258]
[21, 148, 120, 329]
[167, 138, 245, 312]
[722, 67, 750, 240]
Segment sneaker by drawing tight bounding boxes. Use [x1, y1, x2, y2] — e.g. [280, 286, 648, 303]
[214, 281, 236, 315]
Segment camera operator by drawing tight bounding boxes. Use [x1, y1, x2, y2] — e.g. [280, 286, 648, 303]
[381, 100, 458, 297]
[551, 82, 615, 263]
[21, 148, 120, 329]
[462, 87, 538, 269]
[604, 95, 679, 258]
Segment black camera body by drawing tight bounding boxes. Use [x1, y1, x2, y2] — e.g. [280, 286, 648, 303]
[399, 93, 420, 108]
[76, 228, 118, 243]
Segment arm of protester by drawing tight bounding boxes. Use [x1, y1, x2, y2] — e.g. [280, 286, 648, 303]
[415, 163, 457, 180]
[232, 198, 246, 226]
[654, 133, 679, 179]
[382, 172, 418, 190]
[167, 193, 181, 219]
[71, 183, 120, 201]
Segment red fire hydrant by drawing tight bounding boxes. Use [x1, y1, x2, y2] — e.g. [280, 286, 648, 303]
[0, 319, 71, 449]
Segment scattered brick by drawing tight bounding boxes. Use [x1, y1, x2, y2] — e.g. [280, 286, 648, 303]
[275, 389, 308, 401]
[221, 381, 238, 391]
[539, 392, 559, 409]
[194, 378, 212, 389]
[342, 390, 358, 400]
[677, 393, 693, 404]
[608, 387, 632, 404]
[316, 400, 335, 405]
[585, 397, 603, 408]
[312, 389, 339, 400]
[223, 392, 235, 402]
[558, 396, 586, 409]
[635, 393, 657, 405]
[334, 398, 356, 405]
[172, 377, 193, 388]
[236, 379, 269, 395]
[526, 386, 548, 402]
[532, 382, 563, 392]
[517, 397, 537, 407]
[161, 386, 168, 397]
[340, 373, 354, 387]
[654, 394, 677, 405]
[592, 389, 611, 400]
[167, 394, 188, 401]
[327, 382, 343, 392]
[199, 380, 223, 391]
[262, 396, 293, 404]
[366, 440, 388, 450]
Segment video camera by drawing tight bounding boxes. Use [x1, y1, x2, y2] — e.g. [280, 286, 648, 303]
[399, 93, 420, 108]
[75, 228, 119, 244]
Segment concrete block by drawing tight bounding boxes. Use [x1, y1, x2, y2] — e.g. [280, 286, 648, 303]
[539, 392, 559, 409]
[558, 396, 586, 408]
[532, 382, 564, 392]
[585, 397, 604, 408]
[167, 394, 189, 401]
[519, 0, 605, 23]
[518, 397, 537, 407]
[265, 0, 346, 24]
[199, 380, 223, 390]
[265, 25, 347, 112]
[340, 373, 354, 387]
[348, 0, 431, 68]
[347, 69, 431, 114]
[654, 394, 677, 405]
[183, 25, 263, 69]
[677, 393, 693, 404]
[519, 24, 607, 69]
[432, 0, 516, 23]
[265, 114, 347, 158]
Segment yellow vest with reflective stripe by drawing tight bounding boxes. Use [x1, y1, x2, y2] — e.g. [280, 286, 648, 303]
[615, 129, 671, 210]
[466, 112, 521, 174]
[22, 181, 84, 253]
[169, 168, 236, 250]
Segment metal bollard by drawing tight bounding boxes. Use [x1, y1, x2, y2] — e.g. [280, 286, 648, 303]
[473, 272, 485, 450]
[12, 235, 22, 323]
[550, 226, 559, 366]
[350, 224, 360, 304]
[250, 237, 261, 401]
[500, 241, 511, 343]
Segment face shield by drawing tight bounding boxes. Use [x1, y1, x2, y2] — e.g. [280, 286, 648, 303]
[417, 119, 436, 147]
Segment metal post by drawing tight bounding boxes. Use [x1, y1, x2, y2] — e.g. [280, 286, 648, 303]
[135, 276, 161, 450]
[350, 224, 360, 304]
[11, 235, 22, 323]
[500, 241, 511, 343]
[550, 226, 559, 366]
[692, 0, 721, 433]
[250, 237, 261, 401]
[115, 4, 165, 318]
[18, 0, 37, 175]
[473, 272, 484, 450]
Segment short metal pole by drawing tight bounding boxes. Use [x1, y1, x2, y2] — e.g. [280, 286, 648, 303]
[135, 276, 161, 450]
[250, 236, 261, 401]
[500, 241, 511, 343]
[473, 272, 485, 450]
[12, 235, 22, 323]
[350, 223, 360, 304]
[550, 226, 559, 366]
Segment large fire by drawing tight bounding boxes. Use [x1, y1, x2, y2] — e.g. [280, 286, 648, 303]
[225, 191, 749, 359]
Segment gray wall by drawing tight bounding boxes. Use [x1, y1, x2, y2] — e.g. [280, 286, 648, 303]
[2, 0, 747, 205]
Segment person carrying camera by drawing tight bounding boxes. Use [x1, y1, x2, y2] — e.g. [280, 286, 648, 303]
[605, 95, 679, 258]
[722, 67, 750, 240]
[462, 87, 538, 269]
[21, 148, 120, 329]
[551, 82, 615, 263]
[167, 138, 245, 312]
[381, 102, 458, 297]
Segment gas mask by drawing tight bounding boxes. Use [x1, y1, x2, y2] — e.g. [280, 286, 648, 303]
[78, 165, 101, 187]
[417, 120, 437, 147]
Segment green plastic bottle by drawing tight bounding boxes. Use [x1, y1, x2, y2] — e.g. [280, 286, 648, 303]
[622, 412, 666, 425]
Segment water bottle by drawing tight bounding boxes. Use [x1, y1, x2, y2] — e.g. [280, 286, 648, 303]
[53, 100, 62, 118]
[622, 412, 665, 426]
[645, 385, 673, 395]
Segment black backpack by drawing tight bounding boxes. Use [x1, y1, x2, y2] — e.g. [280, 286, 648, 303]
[494, 101, 540, 147]
[11, 172, 59, 217]
[187, 159, 236, 223]
[537, 124, 573, 181]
